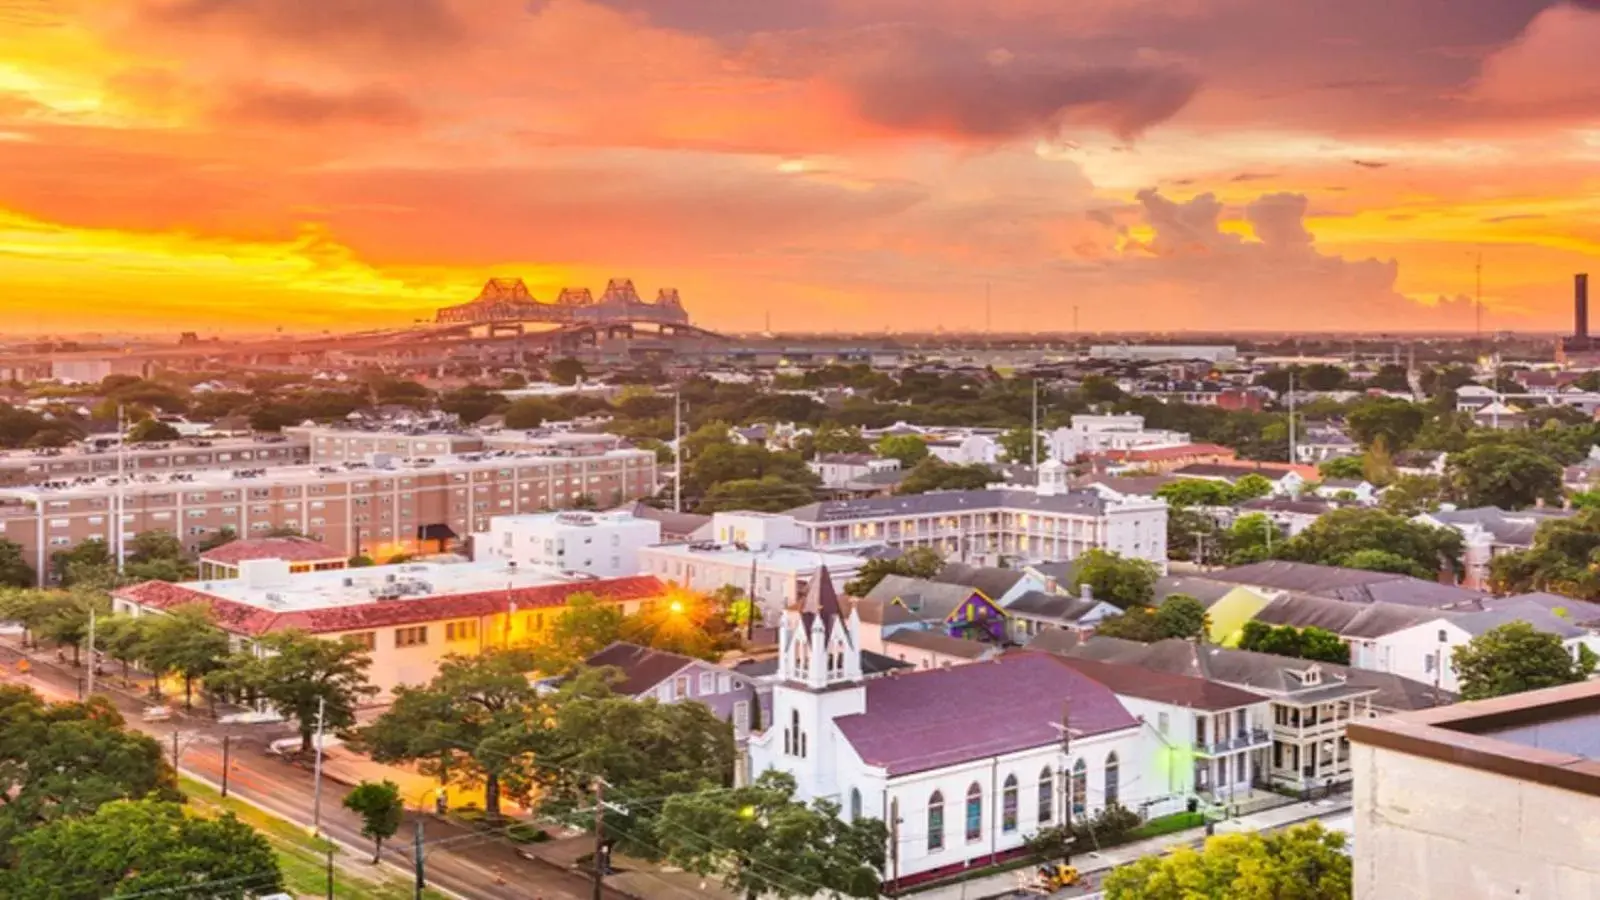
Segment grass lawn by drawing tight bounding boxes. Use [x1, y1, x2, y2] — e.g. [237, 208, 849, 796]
[1130, 810, 1207, 840]
[182, 776, 449, 900]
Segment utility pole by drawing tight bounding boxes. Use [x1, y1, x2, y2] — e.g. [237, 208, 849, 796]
[84, 608, 95, 698]
[172, 730, 181, 769]
[672, 390, 682, 514]
[1030, 379, 1040, 472]
[220, 735, 231, 798]
[311, 696, 327, 834]
[985, 282, 992, 336]
[115, 404, 126, 576]
[591, 780, 607, 900]
[1475, 251, 1484, 347]
[1193, 531, 1208, 569]
[325, 844, 335, 900]
[746, 556, 757, 642]
[1287, 369, 1298, 466]
[413, 819, 426, 900]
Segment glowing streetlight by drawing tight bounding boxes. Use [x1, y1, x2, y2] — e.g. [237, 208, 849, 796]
[669, 600, 684, 614]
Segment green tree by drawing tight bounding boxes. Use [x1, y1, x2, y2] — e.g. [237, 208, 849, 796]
[96, 612, 153, 682]
[809, 423, 870, 457]
[1488, 509, 1600, 598]
[1339, 548, 1430, 579]
[343, 780, 404, 864]
[196, 527, 238, 554]
[1094, 594, 1208, 643]
[1346, 398, 1426, 449]
[4, 798, 280, 900]
[1154, 593, 1208, 640]
[1228, 473, 1274, 502]
[544, 591, 625, 665]
[1069, 549, 1158, 609]
[438, 384, 506, 425]
[1380, 474, 1445, 517]
[126, 418, 182, 443]
[696, 476, 816, 514]
[875, 434, 929, 467]
[502, 397, 566, 429]
[1446, 444, 1564, 510]
[842, 547, 944, 596]
[214, 629, 376, 752]
[1317, 456, 1365, 480]
[894, 459, 996, 495]
[0, 687, 179, 852]
[359, 649, 545, 818]
[549, 357, 587, 386]
[141, 603, 231, 709]
[1279, 507, 1462, 580]
[1155, 479, 1234, 508]
[1167, 507, 1222, 565]
[654, 770, 886, 900]
[1223, 513, 1280, 566]
[1452, 621, 1594, 701]
[1238, 622, 1349, 664]
[999, 427, 1046, 463]
[51, 538, 112, 587]
[533, 677, 736, 858]
[0, 538, 36, 586]
[1103, 823, 1350, 900]
[37, 590, 108, 666]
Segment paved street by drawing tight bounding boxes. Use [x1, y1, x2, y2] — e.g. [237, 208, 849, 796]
[0, 637, 639, 900]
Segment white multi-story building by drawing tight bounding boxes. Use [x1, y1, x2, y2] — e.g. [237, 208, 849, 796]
[1373, 603, 1599, 694]
[925, 433, 1001, 466]
[786, 461, 1167, 570]
[473, 510, 661, 578]
[637, 513, 864, 620]
[748, 575, 1179, 885]
[1048, 415, 1190, 462]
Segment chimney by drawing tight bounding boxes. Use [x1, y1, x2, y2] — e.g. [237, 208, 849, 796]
[1079, 583, 1093, 602]
[1577, 273, 1590, 339]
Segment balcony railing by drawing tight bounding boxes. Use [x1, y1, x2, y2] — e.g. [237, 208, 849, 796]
[1193, 728, 1271, 755]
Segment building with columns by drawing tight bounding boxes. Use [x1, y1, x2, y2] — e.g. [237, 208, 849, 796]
[784, 460, 1167, 570]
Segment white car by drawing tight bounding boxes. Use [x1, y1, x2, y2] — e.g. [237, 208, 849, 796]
[141, 706, 174, 722]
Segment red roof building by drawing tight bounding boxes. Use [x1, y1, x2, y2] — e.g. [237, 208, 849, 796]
[197, 537, 347, 580]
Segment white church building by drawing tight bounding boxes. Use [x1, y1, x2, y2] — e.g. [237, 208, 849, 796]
[747, 568, 1185, 886]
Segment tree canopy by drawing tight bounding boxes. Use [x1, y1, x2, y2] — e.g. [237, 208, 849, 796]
[874, 434, 929, 466]
[1093, 594, 1208, 642]
[894, 459, 996, 495]
[1452, 621, 1594, 701]
[1277, 508, 1462, 580]
[1445, 443, 1564, 510]
[1489, 509, 1600, 598]
[343, 780, 404, 864]
[212, 629, 376, 752]
[1103, 823, 1351, 900]
[654, 770, 886, 900]
[0, 687, 179, 853]
[841, 547, 944, 596]
[4, 798, 281, 900]
[1238, 622, 1350, 664]
[1069, 550, 1158, 609]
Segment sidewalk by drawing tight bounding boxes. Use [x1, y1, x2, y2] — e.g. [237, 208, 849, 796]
[904, 795, 1354, 900]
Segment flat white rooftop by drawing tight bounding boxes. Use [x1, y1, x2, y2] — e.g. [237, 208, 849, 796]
[191, 558, 578, 613]
[0, 436, 302, 462]
[641, 542, 863, 573]
[3, 446, 649, 497]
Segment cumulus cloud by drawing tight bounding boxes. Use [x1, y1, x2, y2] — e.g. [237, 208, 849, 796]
[834, 33, 1200, 141]
[1474, 3, 1600, 112]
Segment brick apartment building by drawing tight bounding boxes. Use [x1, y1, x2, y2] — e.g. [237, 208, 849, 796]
[0, 440, 657, 585]
[0, 436, 310, 487]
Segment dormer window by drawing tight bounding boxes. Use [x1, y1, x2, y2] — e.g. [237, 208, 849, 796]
[1302, 666, 1322, 686]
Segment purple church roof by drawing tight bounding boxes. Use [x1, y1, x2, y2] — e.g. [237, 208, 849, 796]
[833, 652, 1139, 776]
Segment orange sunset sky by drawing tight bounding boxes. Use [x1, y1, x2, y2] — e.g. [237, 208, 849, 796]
[1, 0, 1598, 334]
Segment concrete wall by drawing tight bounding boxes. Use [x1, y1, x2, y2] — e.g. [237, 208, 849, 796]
[1353, 742, 1600, 900]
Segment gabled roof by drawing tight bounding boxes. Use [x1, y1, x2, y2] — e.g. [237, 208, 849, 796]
[115, 574, 667, 638]
[833, 653, 1138, 776]
[1005, 590, 1104, 624]
[883, 630, 999, 660]
[1449, 602, 1589, 639]
[1252, 593, 1463, 639]
[199, 536, 343, 565]
[1171, 463, 1296, 482]
[585, 641, 698, 695]
[1153, 575, 1239, 609]
[1045, 655, 1269, 711]
[798, 565, 846, 638]
[863, 575, 984, 623]
[1488, 593, 1600, 626]
[1423, 506, 1573, 548]
[1025, 634, 1454, 712]
[613, 501, 712, 539]
[932, 562, 1026, 600]
[1207, 561, 1486, 609]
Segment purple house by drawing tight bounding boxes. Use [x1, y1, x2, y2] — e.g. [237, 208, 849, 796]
[585, 641, 762, 739]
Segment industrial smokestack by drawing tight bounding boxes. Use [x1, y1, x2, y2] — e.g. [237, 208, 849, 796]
[1579, 273, 1590, 340]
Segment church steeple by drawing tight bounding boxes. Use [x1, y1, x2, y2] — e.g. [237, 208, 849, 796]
[779, 565, 861, 686]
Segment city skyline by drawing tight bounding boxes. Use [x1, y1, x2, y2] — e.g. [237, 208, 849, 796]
[1, 0, 1598, 333]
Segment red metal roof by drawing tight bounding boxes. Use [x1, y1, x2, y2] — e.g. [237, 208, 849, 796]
[199, 537, 345, 565]
[1098, 443, 1236, 462]
[114, 574, 667, 637]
